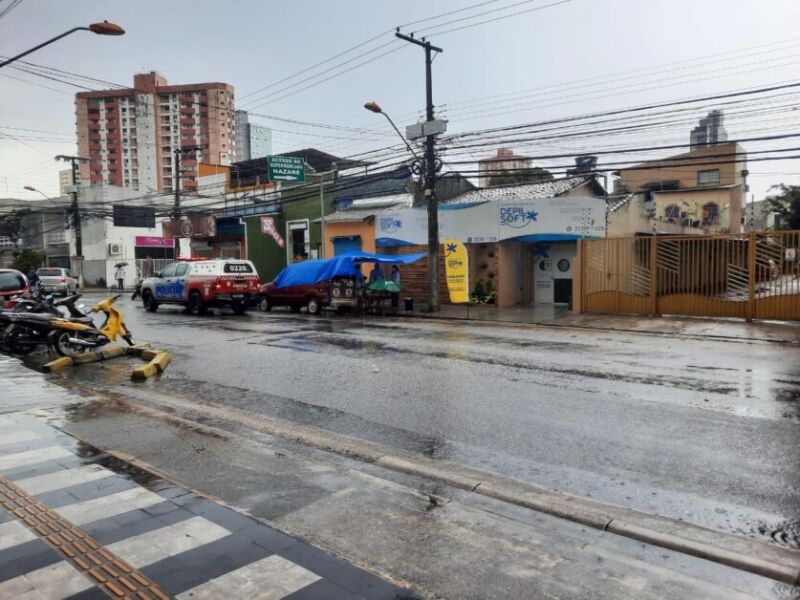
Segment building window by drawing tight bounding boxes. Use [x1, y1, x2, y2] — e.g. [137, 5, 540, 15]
[698, 169, 720, 185]
[701, 203, 720, 226]
[664, 204, 681, 221]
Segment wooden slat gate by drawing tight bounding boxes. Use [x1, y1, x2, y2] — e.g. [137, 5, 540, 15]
[581, 231, 800, 321]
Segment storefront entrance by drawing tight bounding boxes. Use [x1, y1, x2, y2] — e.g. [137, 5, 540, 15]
[533, 242, 576, 306]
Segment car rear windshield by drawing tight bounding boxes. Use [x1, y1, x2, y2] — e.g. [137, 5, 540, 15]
[223, 263, 254, 274]
[37, 269, 62, 276]
[0, 272, 26, 291]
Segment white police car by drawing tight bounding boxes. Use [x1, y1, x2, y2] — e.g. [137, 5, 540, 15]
[140, 259, 260, 315]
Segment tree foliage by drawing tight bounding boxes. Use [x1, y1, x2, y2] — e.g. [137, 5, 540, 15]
[0, 208, 30, 241]
[765, 184, 800, 230]
[488, 167, 553, 187]
[10, 247, 43, 273]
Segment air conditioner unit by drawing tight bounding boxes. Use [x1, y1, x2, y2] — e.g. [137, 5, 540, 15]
[108, 243, 122, 256]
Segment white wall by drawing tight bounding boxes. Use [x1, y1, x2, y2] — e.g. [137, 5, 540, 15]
[67, 185, 173, 287]
[134, 93, 159, 192]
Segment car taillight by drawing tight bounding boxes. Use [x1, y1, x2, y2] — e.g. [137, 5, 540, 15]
[214, 282, 223, 290]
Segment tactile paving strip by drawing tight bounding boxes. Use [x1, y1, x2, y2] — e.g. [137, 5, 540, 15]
[0, 474, 171, 599]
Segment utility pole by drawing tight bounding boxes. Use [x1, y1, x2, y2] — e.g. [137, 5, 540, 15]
[55, 154, 89, 285]
[173, 145, 204, 258]
[395, 30, 443, 312]
[318, 162, 337, 259]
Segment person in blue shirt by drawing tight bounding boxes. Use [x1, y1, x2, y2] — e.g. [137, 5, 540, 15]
[369, 263, 384, 283]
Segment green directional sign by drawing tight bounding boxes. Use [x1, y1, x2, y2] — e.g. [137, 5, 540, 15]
[268, 155, 305, 183]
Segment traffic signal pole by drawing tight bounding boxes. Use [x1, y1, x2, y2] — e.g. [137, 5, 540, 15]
[395, 31, 443, 312]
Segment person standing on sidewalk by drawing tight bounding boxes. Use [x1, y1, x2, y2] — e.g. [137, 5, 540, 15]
[390, 265, 401, 310]
[114, 264, 125, 291]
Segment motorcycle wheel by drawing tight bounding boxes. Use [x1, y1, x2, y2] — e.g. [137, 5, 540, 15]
[53, 330, 90, 357]
[7, 327, 38, 355]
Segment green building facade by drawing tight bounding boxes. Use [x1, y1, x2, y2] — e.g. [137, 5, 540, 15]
[243, 173, 334, 283]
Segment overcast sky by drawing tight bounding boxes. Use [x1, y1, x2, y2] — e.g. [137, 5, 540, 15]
[1, 0, 799, 201]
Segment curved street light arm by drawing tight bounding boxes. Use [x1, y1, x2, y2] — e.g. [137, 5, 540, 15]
[0, 28, 88, 69]
[380, 112, 419, 160]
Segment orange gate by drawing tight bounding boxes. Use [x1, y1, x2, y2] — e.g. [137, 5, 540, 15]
[581, 231, 800, 321]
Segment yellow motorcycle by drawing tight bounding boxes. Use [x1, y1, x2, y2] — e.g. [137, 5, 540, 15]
[49, 295, 133, 357]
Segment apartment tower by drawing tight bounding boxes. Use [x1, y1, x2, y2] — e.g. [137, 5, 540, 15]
[76, 72, 235, 194]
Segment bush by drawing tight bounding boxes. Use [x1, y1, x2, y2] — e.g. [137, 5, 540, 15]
[470, 278, 496, 305]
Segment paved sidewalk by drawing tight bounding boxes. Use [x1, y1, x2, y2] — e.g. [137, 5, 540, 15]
[0, 358, 413, 600]
[409, 304, 800, 344]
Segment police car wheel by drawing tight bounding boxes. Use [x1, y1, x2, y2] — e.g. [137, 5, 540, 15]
[188, 292, 206, 316]
[259, 297, 271, 312]
[306, 297, 320, 315]
[142, 291, 159, 312]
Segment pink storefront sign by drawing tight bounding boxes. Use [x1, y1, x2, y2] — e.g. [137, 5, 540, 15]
[135, 236, 175, 248]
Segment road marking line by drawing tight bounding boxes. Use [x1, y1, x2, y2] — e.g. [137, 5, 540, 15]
[107, 516, 231, 569]
[0, 473, 169, 599]
[0, 431, 41, 448]
[176, 554, 321, 600]
[0, 560, 94, 600]
[57, 487, 165, 526]
[0, 518, 38, 551]
[0, 446, 73, 471]
[14, 465, 115, 496]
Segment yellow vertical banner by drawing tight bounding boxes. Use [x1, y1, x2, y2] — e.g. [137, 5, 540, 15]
[444, 239, 469, 303]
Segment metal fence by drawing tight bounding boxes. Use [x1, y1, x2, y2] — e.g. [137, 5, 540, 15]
[581, 231, 800, 321]
[135, 258, 174, 278]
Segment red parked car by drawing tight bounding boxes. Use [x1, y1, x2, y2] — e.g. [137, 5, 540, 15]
[0, 269, 29, 304]
[258, 277, 357, 315]
[258, 259, 360, 315]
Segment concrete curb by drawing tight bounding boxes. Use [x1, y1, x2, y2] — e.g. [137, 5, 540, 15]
[126, 343, 172, 381]
[109, 387, 800, 586]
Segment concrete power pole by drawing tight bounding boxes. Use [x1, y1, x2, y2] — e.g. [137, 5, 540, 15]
[173, 145, 205, 258]
[55, 154, 88, 285]
[395, 31, 443, 312]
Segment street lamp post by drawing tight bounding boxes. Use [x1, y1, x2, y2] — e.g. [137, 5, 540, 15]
[375, 32, 444, 312]
[363, 102, 419, 159]
[0, 21, 125, 69]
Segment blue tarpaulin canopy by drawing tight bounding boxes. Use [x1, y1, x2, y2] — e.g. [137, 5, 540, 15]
[274, 251, 425, 289]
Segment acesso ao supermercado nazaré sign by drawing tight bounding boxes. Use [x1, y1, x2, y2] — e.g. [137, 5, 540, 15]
[267, 155, 305, 182]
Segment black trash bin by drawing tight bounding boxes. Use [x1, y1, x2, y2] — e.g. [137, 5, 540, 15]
[404, 297, 414, 312]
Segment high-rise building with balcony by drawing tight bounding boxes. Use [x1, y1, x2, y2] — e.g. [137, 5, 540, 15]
[76, 72, 235, 194]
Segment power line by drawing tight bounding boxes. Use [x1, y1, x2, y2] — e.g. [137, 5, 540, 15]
[412, 0, 571, 37]
[238, 0, 505, 104]
[0, 0, 24, 19]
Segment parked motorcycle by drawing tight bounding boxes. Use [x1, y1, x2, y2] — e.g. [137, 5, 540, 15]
[0, 290, 66, 354]
[0, 294, 132, 357]
[49, 295, 134, 357]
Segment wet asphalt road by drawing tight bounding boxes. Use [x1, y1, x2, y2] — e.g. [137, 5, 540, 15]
[56, 294, 800, 550]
